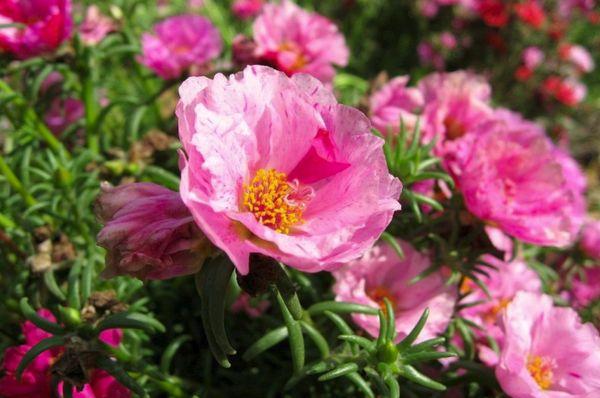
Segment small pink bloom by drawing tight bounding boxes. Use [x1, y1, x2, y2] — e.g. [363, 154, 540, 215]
[232, 0, 264, 19]
[496, 292, 600, 397]
[96, 182, 211, 280]
[560, 44, 595, 73]
[333, 239, 456, 343]
[457, 110, 586, 247]
[44, 97, 85, 136]
[177, 65, 401, 275]
[0, 0, 73, 59]
[542, 76, 587, 106]
[459, 255, 542, 366]
[369, 76, 423, 135]
[570, 267, 600, 308]
[231, 292, 270, 318]
[188, 0, 205, 9]
[139, 15, 222, 79]
[417, 41, 445, 70]
[439, 31, 457, 49]
[522, 46, 544, 69]
[581, 220, 600, 260]
[79, 5, 114, 45]
[252, 0, 349, 83]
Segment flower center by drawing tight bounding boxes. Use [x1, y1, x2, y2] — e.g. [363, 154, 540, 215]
[242, 168, 311, 234]
[443, 115, 466, 140]
[527, 355, 554, 390]
[482, 297, 511, 324]
[278, 41, 308, 72]
[367, 286, 397, 314]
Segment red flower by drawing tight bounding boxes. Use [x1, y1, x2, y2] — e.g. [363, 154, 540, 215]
[515, 66, 533, 81]
[514, 1, 546, 29]
[478, 0, 510, 27]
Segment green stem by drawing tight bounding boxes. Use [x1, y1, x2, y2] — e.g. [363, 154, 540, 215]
[0, 156, 36, 206]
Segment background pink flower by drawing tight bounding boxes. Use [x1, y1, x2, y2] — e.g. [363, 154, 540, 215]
[333, 239, 456, 343]
[457, 110, 586, 247]
[232, 0, 264, 19]
[231, 292, 270, 318]
[252, 0, 349, 83]
[581, 220, 600, 260]
[177, 65, 400, 275]
[369, 76, 424, 135]
[139, 15, 222, 79]
[79, 5, 115, 45]
[569, 267, 600, 308]
[96, 182, 211, 280]
[496, 292, 600, 397]
[522, 46, 544, 69]
[0, 0, 73, 59]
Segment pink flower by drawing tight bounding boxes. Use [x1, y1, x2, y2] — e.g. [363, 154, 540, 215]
[417, 41, 445, 70]
[252, 0, 349, 83]
[570, 267, 600, 308]
[522, 46, 544, 69]
[439, 31, 457, 49]
[457, 110, 586, 247]
[44, 97, 85, 136]
[177, 65, 401, 275]
[139, 15, 222, 79]
[581, 220, 600, 260]
[232, 0, 264, 19]
[369, 76, 424, 135]
[496, 292, 600, 397]
[459, 256, 542, 366]
[95, 182, 211, 280]
[542, 76, 587, 106]
[79, 5, 115, 45]
[0, 310, 129, 398]
[418, 71, 492, 103]
[0, 0, 73, 59]
[231, 292, 270, 318]
[560, 44, 595, 73]
[333, 239, 456, 343]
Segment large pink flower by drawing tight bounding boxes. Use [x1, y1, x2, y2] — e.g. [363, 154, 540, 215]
[369, 76, 424, 135]
[252, 0, 349, 83]
[0, 309, 128, 398]
[177, 65, 401, 275]
[333, 239, 456, 343]
[0, 0, 73, 59]
[139, 15, 222, 80]
[459, 255, 542, 366]
[96, 182, 211, 280]
[496, 292, 600, 397]
[456, 110, 586, 247]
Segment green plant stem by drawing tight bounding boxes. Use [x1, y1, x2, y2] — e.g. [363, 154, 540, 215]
[0, 156, 36, 207]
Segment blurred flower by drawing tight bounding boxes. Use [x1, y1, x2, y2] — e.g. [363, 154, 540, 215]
[188, 0, 205, 9]
[96, 182, 211, 280]
[559, 44, 595, 73]
[44, 97, 85, 136]
[417, 41, 445, 70]
[79, 5, 114, 45]
[522, 46, 544, 69]
[139, 15, 222, 79]
[231, 292, 270, 318]
[232, 0, 264, 19]
[514, 65, 534, 81]
[557, 0, 596, 19]
[0, 309, 128, 398]
[581, 220, 600, 260]
[177, 65, 401, 275]
[369, 76, 424, 135]
[0, 0, 73, 59]
[439, 31, 457, 49]
[514, 0, 546, 29]
[477, 0, 509, 27]
[459, 256, 542, 366]
[570, 267, 600, 308]
[418, 70, 491, 103]
[251, 0, 349, 83]
[457, 109, 586, 247]
[333, 239, 456, 343]
[496, 292, 600, 397]
[542, 76, 587, 106]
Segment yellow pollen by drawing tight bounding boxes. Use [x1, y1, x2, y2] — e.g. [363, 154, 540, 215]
[278, 42, 308, 71]
[483, 297, 511, 324]
[527, 355, 554, 390]
[367, 286, 397, 314]
[243, 168, 304, 234]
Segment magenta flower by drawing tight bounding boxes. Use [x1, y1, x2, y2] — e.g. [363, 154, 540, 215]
[496, 292, 600, 397]
[569, 267, 600, 308]
[79, 5, 115, 45]
[0, 309, 128, 398]
[522, 46, 544, 69]
[177, 65, 401, 274]
[456, 110, 586, 247]
[252, 0, 349, 83]
[581, 220, 600, 260]
[232, 0, 264, 19]
[459, 255, 541, 366]
[44, 97, 85, 136]
[0, 0, 73, 59]
[139, 15, 222, 80]
[333, 239, 456, 343]
[369, 76, 423, 135]
[96, 182, 211, 280]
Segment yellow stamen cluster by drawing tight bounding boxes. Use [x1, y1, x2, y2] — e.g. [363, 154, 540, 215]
[483, 297, 511, 324]
[367, 286, 397, 315]
[243, 168, 304, 234]
[278, 42, 308, 71]
[527, 355, 554, 390]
